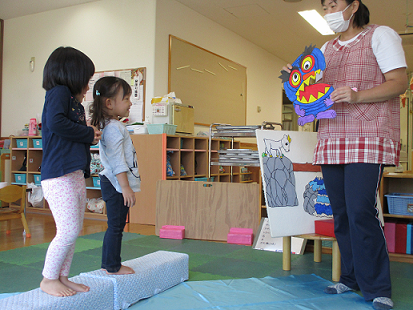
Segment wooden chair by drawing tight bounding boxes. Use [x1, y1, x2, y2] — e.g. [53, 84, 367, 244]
[282, 234, 341, 282]
[1, 153, 10, 182]
[0, 185, 31, 237]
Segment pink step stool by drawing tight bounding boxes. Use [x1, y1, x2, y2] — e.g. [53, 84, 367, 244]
[227, 227, 253, 246]
[159, 225, 185, 240]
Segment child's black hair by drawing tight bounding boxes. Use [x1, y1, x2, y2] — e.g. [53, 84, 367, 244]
[42, 46, 95, 96]
[89, 76, 132, 130]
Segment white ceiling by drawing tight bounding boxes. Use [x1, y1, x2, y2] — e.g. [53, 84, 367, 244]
[1, 0, 413, 69]
[0, 0, 100, 20]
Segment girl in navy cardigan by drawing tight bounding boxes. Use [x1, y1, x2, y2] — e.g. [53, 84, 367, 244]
[40, 47, 101, 297]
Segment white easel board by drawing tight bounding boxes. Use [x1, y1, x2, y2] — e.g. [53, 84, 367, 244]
[253, 218, 307, 254]
[256, 130, 332, 238]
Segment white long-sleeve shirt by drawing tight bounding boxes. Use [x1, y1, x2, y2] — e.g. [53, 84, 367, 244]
[99, 119, 141, 193]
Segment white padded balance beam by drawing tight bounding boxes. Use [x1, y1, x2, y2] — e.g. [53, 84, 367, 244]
[83, 250, 189, 309]
[0, 275, 114, 310]
[0, 250, 189, 310]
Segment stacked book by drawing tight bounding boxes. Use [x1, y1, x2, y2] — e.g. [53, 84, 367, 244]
[216, 149, 259, 166]
[384, 219, 413, 254]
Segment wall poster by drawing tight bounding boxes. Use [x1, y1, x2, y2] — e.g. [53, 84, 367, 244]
[83, 67, 146, 123]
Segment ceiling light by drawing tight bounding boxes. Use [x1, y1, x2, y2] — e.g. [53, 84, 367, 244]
[298, 9, 335, 35]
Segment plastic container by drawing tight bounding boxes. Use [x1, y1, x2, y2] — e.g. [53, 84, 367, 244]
[34, 174, 41, 185]
[92, 176, 101, 188]
[147, 124, 177, 135]
[14, 173, 26, 184]
[16, 139, 27, 148]
[385, 193, 413, 216]
[32, 138, 42, 148]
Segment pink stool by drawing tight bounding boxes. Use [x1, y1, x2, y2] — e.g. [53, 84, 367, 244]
[227, 227, 253, 245]
[159, 225, 185, 240]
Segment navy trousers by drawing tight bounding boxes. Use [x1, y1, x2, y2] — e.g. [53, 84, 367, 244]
[100, 175, 129, 273]
[321, 163, 391, 301]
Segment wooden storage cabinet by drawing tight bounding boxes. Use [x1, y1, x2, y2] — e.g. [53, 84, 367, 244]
[10, 136, 106, 220]
[129, 134, 262, 225]
[156, 180, 260, 241]
[380, 171, 413, 262]
[11, 136, 42, 188]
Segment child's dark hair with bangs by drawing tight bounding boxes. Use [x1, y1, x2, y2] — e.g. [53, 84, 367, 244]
[89, 76, 132, 130]
[43, 46, 95, 96]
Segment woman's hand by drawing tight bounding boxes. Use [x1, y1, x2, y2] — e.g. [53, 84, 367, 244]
[330, 68, 408, 104]
[281, 64, 293, 73]
[329, 86, 358, 104]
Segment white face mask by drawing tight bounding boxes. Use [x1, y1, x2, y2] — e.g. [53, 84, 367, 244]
[324, 3, 353, 33]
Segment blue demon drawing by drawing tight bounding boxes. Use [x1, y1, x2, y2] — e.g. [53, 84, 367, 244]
[279, 45, 336, 126]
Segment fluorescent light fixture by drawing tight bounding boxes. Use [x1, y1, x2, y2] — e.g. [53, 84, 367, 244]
[298, 9, 335, 35]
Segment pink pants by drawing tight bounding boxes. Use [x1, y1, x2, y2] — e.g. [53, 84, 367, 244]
[41, 170, 86, 279]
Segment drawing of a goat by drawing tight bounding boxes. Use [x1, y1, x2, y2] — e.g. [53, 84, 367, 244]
[264, 134, 291, 158]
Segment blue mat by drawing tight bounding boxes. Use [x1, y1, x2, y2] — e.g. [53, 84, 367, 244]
[129, 274, 371, 309]
[0, 275, 371, 309]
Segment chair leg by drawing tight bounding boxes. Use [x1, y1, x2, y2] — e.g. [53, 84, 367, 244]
[313, 239, 322, 262]
[20, 214, 31, 238]
[332, 240, 341, 282]
[282, 236, 292, 271]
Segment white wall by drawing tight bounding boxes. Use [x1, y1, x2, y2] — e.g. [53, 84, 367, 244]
[2, 0, 157, 136]
[2, 0, 285, 136]
[155, 0, 285, 128]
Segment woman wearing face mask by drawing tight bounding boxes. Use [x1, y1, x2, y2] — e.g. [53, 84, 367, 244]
[284, 1, 407, 309]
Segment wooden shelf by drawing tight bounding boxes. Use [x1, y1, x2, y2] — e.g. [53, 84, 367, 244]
[380, 171, 413, 261]
[10, 136, 106, 220]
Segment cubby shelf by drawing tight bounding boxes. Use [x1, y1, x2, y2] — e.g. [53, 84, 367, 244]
[9, 136, 106, 220]
[380, 171, 413, 263]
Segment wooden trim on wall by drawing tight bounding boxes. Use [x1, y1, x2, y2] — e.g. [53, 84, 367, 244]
[169, 35, 247, 126]
[0, 19, 3, 137]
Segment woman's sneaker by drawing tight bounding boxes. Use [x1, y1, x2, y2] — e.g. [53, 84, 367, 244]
[324, 283, 353, 294]
[372, 297, 393, 310]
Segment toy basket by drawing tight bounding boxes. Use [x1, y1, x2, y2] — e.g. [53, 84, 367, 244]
[92, 177, 101, 188]
[14, 173, 26, 184]
[147, 124, 177, 135]
[16, 139, 27, 148]
[32, 138, 42, 148]
[385, 193, 413, 216]
[34, 174, 41, 185]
